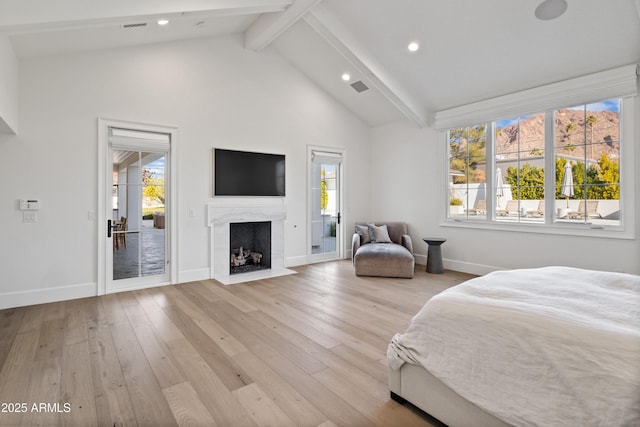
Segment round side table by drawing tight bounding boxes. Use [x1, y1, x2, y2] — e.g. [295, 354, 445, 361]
[423, 238, 446, 274]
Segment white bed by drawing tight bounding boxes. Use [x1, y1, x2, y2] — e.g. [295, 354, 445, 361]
[388, 266, 640, 427]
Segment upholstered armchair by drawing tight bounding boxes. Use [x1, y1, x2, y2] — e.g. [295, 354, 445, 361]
[352, 222, 415, 278]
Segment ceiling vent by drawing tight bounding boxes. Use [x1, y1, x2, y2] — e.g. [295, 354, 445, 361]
[350, 80, 369, 93]
[122, 22, 148, 29]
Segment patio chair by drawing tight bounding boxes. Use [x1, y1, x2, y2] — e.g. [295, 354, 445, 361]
[117, 216, 128, 249]
[466, 199, 486, 215]
[567, 200, 602, 219]
[526, 200, 544, 217]
[496, 200, 520, 216]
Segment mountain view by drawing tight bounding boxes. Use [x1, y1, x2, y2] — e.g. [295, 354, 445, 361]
[495, 109, 620, 160]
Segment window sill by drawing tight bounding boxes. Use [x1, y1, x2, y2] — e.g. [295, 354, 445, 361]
[441, 217, 634, 240]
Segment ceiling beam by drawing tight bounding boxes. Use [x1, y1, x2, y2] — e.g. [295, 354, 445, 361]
[0, 0, 292, 32]
[303, 5, 428, 127]
[244, 0, 322, 51]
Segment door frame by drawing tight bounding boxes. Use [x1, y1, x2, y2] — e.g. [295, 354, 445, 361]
[307, 145, 346, 263]
[97, 118, 178, 295]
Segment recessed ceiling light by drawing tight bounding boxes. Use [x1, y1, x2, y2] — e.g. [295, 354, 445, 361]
[157, 19, 169, 26]
[341, 73, 351, 81]
[407, 42, 420, 52]
[535, 0, 567, 20]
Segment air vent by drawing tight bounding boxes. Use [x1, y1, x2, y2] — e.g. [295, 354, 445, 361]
[350, 80, 369, 93]
[122, 22, 148, 29]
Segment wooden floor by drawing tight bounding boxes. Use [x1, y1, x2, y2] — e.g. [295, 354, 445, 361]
[0, 260, 474, 427]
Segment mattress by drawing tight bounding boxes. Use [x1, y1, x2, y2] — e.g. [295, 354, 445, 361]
[388, 266, 640, 426]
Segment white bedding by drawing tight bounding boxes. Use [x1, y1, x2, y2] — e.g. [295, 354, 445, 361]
[388, 266, 640, 427]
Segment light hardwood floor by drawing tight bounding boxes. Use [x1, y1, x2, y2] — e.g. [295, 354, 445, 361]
[0, 260, 474, 427]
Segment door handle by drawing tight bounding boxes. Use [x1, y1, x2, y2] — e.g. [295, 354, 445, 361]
[107, 219, 112, 238]
[336, 212, 341, 224]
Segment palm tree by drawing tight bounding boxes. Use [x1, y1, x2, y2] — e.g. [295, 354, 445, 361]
[564, 122, 575, 142]
[586, 115, 598, 160]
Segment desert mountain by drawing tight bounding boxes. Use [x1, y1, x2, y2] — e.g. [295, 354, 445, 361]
[495, 109, 620, 161]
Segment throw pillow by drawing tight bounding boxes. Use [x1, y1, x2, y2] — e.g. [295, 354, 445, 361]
[369, 224, 392, 243]
[355, 225, 371, 244]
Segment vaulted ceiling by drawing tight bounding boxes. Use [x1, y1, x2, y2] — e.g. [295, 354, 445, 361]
[2, 0, 639, 127]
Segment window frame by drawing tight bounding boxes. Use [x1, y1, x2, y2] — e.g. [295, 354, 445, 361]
[436, 66, 637, 240]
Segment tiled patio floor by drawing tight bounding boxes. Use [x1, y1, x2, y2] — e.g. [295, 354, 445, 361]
[113, 220, 165, 280]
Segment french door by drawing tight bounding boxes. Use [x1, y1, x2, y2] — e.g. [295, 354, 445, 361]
[99, 121, 174, 293]
[309, 148, 343, 262]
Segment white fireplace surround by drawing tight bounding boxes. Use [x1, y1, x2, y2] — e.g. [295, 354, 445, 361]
[207, 204, 296, 285]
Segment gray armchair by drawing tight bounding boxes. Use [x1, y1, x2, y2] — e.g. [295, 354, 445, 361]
[352, 222, 415, 278]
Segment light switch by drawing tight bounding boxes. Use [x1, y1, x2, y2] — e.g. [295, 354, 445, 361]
[88, 211, 96, 221]
[189, 208, 196, 218]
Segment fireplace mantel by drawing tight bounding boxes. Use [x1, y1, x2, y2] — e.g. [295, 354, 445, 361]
[207, 204, 295, 285]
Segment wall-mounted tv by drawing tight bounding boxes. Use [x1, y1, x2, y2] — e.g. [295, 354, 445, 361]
[214, 148, 286, 197]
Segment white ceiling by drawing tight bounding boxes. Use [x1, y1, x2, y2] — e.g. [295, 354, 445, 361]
[2, 0, 639, 127]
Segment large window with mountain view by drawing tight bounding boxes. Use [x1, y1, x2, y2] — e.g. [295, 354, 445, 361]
[495, 113, 545, 222]
[554, 100, 620, 226]
[447, 98, 622, 229]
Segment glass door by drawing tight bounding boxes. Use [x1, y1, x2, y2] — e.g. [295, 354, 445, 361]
[108, 128, 170, 291]
[310, 150, 342, 262]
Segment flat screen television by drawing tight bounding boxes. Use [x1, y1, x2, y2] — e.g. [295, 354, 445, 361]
[214, 148, 286, 197]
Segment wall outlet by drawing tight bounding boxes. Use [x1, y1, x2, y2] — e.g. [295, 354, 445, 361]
[23, 211, 37, 222]
[88, 211, 96, 221]
[189, 208, 196, 218]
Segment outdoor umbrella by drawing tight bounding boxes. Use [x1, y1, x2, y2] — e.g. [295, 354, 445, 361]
[496, 167, 504, 207]
[560, 162, 574, 207]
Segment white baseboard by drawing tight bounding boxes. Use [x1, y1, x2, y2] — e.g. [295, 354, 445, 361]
[286, 255, 309, 267]
[0, 282, 97, 310]
[443, 259, 503, 276]
[414, 254, 427, 266]
[178, 268, 210, 283]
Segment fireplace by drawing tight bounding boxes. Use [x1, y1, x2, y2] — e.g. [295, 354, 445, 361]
[207, 203, 295, 285]
[230, 221, 271, 275]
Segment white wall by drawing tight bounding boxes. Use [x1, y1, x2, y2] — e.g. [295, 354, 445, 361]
[370, 111, 640, 275]
[0, 35, 19, 133]
[0, 34, 371, 308]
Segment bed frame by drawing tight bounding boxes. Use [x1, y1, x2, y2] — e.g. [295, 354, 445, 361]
[389, 363, 512, 427]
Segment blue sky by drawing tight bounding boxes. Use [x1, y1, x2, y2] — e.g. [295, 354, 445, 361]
[496, 115, 532, 128]
[578, 99, 620, 112]
[145, 157, 165, 178]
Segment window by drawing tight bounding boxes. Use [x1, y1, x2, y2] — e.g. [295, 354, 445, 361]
[554, 100, 620, 227]
[438, 65, 636, 237]
[446, 98, 625, 231]
[448, 125, 487, 219]
[495, 113, 545, 222]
